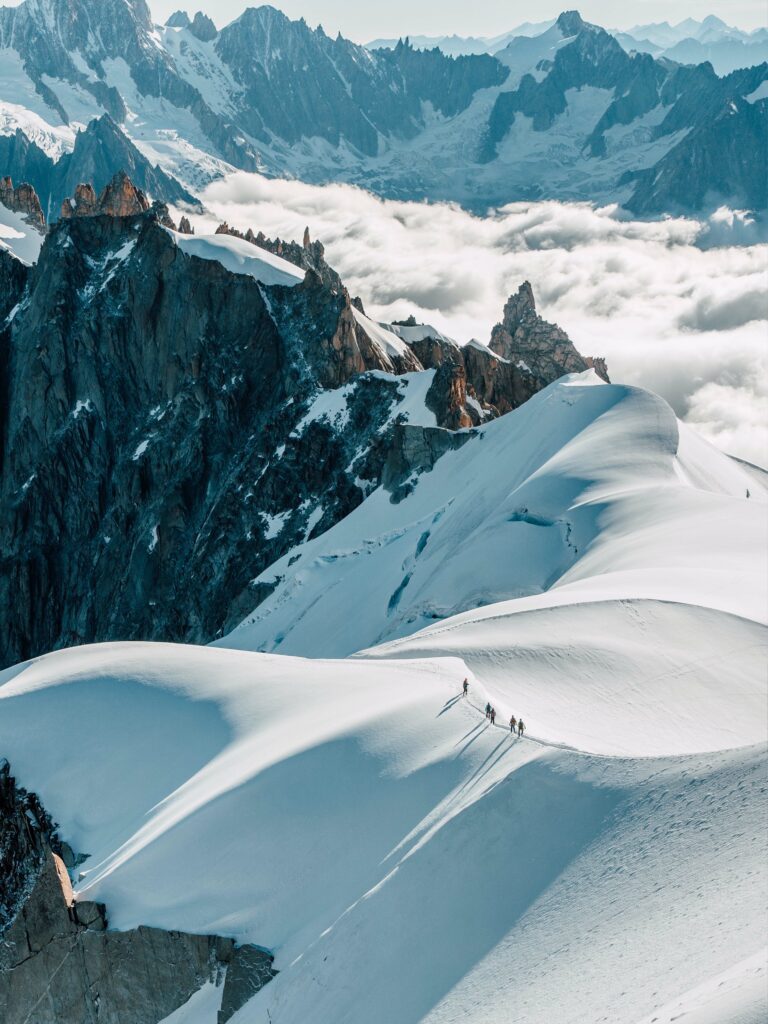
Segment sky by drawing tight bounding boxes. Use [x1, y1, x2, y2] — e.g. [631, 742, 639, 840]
[137, 0, 766, 37]
[4, 0, 762, 37]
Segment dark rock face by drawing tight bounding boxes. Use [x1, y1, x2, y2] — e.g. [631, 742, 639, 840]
[166, 10, 191, 28]
[0, 115, 197, 223]
[382, 424, 476, 502]
[0, 176, 45, 231]
[626, 91, 768, 213]
[0, 247, 28, 322]
[190, 11, 217, 42]
[214, 9, 507, 153]
[490, 281, 609, 383]
[0, 182, 600, 669]
[0, 760, 276, 1024]
[0, 760, 60, 932]
[406, 333, 537, 429]
[0, 203, 422, 667]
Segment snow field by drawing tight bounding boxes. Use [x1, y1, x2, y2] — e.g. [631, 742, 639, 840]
[0, 642, 764, 1024]
[0, 372, 765, 1023]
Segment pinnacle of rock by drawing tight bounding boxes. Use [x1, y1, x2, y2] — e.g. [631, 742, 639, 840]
[60, 172, 150, 220]
[490, 281, 609, 383]
[0, 176, 46, 231]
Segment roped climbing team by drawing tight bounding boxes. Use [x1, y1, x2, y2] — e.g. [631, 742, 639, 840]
[463, 678, 525, 737]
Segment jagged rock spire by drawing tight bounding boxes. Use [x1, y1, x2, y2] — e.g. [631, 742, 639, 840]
[189, 11, 217, 41]
[0, 176, 45, 231]
[490, 281, 608, 382]
[60, 172, 150, 220]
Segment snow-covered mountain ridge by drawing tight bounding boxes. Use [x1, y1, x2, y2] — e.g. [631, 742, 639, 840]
[0, 370, 765, 1022]
[0, 203, 765, 1017]
[0, 1, 765, 213]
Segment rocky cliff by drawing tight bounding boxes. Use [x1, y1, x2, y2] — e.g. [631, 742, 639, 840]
[0, 760, 275, 1024]
[0, 177, 45, 231]
[0, 180, 601, 669]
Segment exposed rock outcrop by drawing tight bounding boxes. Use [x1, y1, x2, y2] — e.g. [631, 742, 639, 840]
[490, 281, 609, 383]
[61, 170, 150, 219]
[382, 423, 476, 502]
[0, 176, 45, 230]
[401, 330, 539, 429]
[190, 11, 218, 42]
[178, 214, 194, 234]
[1, 115, 197, 223]
[0, 761, 276, 1024]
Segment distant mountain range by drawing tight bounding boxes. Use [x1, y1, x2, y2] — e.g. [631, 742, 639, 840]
[0, 2, 765, 215]
[370, 14, 768, 76]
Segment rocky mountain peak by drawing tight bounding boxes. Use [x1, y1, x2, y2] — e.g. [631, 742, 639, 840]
[166, 9, 190, 27]
[556, 10, 587, 36]
[0, 176, 45, 231]
[503, 280, 537, 325]
[189, 10, 217, 41]
[490, 281, 609, 383]
[61, 170, 150, 219]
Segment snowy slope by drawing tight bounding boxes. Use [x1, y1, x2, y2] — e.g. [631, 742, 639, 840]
[0, 201, 44, 263]
[0, 641, 765, 1024]
[218, 373, 767, 757]
[0, 371, 765, 1023]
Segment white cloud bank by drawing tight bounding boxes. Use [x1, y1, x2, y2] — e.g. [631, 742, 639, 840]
[187, 173, 768, 468]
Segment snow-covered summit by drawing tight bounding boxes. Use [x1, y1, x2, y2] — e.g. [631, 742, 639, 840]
[169, 229, 305, 287]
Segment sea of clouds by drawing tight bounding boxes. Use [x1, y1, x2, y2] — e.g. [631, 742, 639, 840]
[190, 173, 768, 468]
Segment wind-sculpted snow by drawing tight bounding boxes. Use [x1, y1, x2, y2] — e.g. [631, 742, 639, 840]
[221, 375, 767, 750]
[0, 372, 765, 1022]
[0, 640, 765, 1024]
